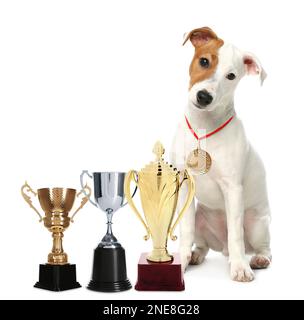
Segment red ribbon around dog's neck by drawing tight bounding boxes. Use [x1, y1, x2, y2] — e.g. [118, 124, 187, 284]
[185, 114, 234, 140]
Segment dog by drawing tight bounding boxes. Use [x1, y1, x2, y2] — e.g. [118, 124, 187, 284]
[171, 27, 271, 282]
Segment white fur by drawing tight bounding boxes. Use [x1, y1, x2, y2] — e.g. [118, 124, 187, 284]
[171, 43, 271, 282]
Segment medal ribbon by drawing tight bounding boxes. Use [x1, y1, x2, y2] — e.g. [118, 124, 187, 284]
[184, 115, 234, 140]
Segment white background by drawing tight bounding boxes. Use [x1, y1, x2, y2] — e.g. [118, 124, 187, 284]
[0, 0, 303, 300]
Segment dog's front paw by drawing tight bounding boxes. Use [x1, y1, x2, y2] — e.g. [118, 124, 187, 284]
[180, 247, 192, 273]
[230, 260, 255, 282]
[190, 247, 208, 265]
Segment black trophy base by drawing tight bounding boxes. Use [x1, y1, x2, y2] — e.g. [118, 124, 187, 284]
[87, 279, 132, 292]
[87, 245, 132, 293]
[34, 264, 81, 291]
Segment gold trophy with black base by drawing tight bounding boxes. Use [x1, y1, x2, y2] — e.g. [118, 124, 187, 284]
[21, 182, 90, 291]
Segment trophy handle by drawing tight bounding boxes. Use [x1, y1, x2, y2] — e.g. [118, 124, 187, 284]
[80, 170, 97, 207]
[169, 169, 195, 241]
[70, 184, 92, 222]
[122, 184, 137, 207]
[124, 170, 151, 240]
[21, 181, 43, 222]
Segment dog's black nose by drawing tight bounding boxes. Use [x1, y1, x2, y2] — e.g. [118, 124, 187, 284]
[196, 90, 213, 107]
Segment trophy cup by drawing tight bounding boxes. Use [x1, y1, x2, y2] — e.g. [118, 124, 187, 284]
[80, 171, 136, 292]
[124, 141, 195, 291]
[21, 182, 91, 291]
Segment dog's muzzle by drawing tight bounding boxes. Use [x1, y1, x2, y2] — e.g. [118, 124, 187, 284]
[196, 90, 213, 108]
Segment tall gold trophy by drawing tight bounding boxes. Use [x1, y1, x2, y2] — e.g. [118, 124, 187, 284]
[21, 182, 90, 291]
[124, 141, 195, 291]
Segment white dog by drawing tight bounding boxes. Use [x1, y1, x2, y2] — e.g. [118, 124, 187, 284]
[171, 27, 271, 282]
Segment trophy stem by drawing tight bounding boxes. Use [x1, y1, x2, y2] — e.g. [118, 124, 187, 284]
[100, 209, 119, 246]
[48, 229, 68, 265]
[106, 209, 114, 236]
[52, 232, 64, 254]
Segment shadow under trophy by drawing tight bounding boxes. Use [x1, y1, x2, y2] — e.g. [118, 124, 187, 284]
[80, 171, 136, 292]
[21, 182, 91, 291]
[124, 141, 195, 291]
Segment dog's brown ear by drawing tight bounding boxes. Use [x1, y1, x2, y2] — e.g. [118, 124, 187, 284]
[183, 27, 220, 47]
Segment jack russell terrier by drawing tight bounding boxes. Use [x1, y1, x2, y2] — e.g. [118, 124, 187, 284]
[171, 27, 271, 282]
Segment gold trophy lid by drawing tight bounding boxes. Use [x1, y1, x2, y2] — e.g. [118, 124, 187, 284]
[141, 141, 179, 176]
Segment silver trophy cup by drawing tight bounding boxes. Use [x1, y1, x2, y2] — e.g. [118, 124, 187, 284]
[80, 171, 135, 292]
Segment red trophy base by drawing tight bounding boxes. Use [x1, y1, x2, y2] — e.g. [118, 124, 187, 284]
[135, 252, 185, 291]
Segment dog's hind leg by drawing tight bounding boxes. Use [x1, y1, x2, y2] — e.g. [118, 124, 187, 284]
[245, 207, 272, 269]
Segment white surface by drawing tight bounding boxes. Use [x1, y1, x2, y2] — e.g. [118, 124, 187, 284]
[0, 0, 303, 300]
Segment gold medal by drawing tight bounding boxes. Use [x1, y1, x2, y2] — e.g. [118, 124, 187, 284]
[186, 145, 212, 174]
[184, 114, 234, 175]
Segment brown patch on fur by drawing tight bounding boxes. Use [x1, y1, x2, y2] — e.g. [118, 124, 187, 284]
[183, 27, 224, 89]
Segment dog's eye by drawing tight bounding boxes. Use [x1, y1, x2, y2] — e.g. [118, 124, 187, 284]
[226, 73, 236, 80]
[199, 58, 210, 68]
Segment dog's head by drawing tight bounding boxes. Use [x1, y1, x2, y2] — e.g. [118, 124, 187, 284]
[184, 27, 267, 111]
